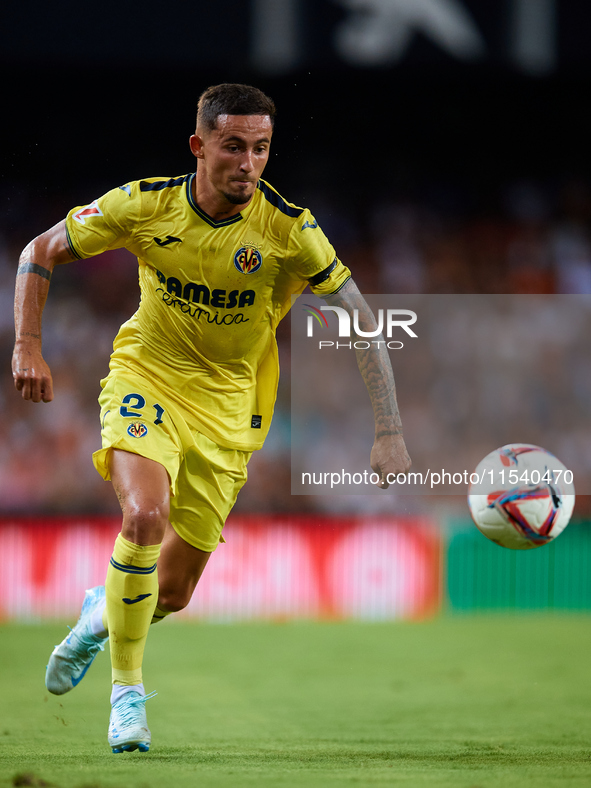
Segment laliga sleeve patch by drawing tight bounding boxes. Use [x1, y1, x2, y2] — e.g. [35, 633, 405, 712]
[73, 200, 103, 225]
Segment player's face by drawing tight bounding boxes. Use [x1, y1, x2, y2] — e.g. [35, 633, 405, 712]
[191, 115, 273, 207]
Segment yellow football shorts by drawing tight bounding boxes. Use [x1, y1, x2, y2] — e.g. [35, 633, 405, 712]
[92, 372, 251, 552]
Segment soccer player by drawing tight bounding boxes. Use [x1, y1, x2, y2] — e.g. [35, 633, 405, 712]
[12, 84, 411, 753]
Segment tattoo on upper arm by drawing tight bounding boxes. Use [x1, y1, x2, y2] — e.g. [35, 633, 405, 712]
[17, 263, 52, 281]
[62, 235, 79, 262]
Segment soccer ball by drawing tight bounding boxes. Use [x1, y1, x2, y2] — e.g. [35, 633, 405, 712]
[467, 444, 575, 550]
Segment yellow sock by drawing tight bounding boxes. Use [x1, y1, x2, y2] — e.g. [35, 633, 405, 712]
[101, 603, 170, 631]
[105, 533, 161, 686]
[151, 605, 172, 624]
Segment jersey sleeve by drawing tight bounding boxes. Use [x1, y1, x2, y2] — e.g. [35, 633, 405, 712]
[288, 209, 351, 296]
[65, 182, 140, 259]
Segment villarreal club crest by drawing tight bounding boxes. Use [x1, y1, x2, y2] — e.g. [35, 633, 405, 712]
[234, 244, 263, 275]
[127, 422, 148, 439]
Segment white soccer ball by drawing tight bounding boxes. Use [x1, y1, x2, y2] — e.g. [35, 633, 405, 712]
[467, 444, 575, 550]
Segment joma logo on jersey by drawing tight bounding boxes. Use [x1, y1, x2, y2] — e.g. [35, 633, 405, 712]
[234, 246, 263, 275]
[155, 270, 255, 308]
[72, 200, 103, 225]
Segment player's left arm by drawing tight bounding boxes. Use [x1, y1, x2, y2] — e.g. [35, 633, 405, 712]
[323, 278, 411, 488]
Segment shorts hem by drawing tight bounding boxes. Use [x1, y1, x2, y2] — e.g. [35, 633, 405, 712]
[92, 441, 177, 495]
[170, 520, 225, 552]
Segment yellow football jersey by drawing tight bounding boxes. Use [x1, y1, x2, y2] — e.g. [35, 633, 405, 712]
[65, 174, 351, 450]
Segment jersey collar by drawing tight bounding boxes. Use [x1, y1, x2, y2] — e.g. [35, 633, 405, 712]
[186, 172, 258, 228]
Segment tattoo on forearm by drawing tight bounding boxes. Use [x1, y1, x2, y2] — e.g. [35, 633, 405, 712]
[326, 283, 403, 435]
[17, 263, 51, 281]
[19, 331, 41, 340]
[376, 429, 403, 439]
[356, 344, 403, 433]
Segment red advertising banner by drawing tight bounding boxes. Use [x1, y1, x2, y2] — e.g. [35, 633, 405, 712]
[0, 516, 441, 621]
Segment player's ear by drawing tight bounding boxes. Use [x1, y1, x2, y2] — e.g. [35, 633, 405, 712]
[189, 134, 205, 160]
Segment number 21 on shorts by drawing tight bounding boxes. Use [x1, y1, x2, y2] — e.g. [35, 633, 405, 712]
[119, 393, 165, 425]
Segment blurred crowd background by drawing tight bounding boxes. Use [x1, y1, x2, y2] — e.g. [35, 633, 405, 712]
[1, 0, 591, 516]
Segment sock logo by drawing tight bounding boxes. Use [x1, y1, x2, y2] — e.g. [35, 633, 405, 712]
[122, 593, 153, 605]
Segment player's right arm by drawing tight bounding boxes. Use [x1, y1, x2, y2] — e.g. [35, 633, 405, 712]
[13, 182, 137, 403]
[12, 220, 76, 403]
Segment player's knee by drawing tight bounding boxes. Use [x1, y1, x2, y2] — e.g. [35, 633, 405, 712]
[157, 586, 191, 613]
[120, 501, 169, 545]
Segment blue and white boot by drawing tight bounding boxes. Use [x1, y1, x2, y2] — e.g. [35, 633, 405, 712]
[45, 586, 108, 695]
[108, 691, 157, 753]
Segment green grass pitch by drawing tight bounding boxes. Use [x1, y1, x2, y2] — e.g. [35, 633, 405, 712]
[1, 616, 590, 787]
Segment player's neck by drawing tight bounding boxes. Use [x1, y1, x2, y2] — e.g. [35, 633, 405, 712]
[192, 171, 252, 222]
